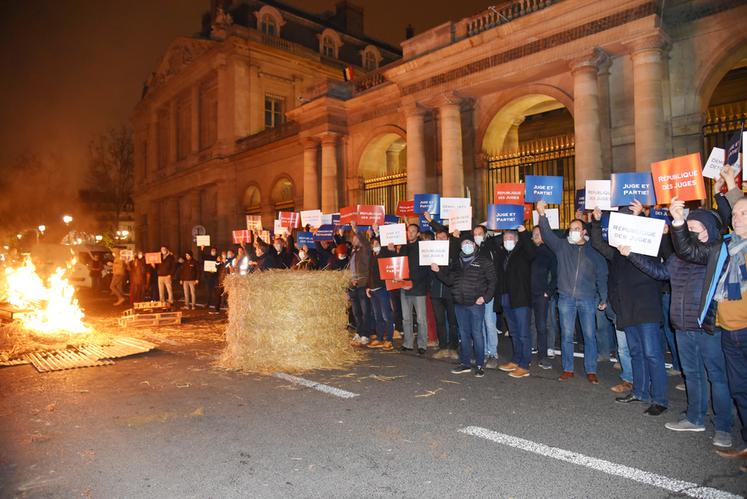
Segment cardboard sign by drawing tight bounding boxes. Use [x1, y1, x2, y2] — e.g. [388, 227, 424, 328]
[418, 240, 449, 266]
[575, 188, 586, 211]
[196, 235, 211, 247]
[702, 147, 725, 180]
[449, 207, 472, 232]
[356, 204, 386, 225]
[203, 260, 217, 273]
[279, 211, 300, 229]
[525, 175, 563, 204]
[232, 230, 252, 244]
[585, 180, 617, 211]
[331, 213, 341, 225]
[396, 200, 415, 217]
[300, 210, 322, 228]
[313, 225, 335, 241]
[145, 252, 161, 265]
[273, 220, 289, 236]
[487, 204, 524, 230]
[651, 153, 707, 203]
[246, 215, 263, 231]
[320, 213, 333, 225]
[296, 231, 315, 248]
[379, 223, 407, 246]
[440, 197, 470, 216]
[610, 172, 656, 207]
[385, 279, 412, 291]
[532, 209, 560, 230]
[119, 249, 133, 261]
[377, 256, 409, 280]
[608, 212, 665, 257]
[494, 183, 525, 205]
[414, 194, 440, 214]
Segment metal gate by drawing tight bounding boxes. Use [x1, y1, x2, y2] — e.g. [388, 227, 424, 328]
[487, 135, 576, 228]
[702, 102, 745, 207]
[363, 172, 407, 215]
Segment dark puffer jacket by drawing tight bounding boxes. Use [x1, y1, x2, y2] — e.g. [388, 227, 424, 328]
[493, 230, 536, 310]
[435, 252, 497, 306]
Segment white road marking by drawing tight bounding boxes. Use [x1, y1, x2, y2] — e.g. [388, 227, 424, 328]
[459, 426, 740, 499]
[273, 373, 359, 399]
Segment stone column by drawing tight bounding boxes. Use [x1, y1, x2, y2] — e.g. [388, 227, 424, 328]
[215, 56, 235, 155]
[439, 96, 465, 197]
[320, 132, 340, 213]
[597, 57, 613, 177]
[302, 137, 320, 210]
[628, 32, 670, 172]
[502, 117, 524, 154]
[571, 50, 606, 184]
[404, 105, 427, 198]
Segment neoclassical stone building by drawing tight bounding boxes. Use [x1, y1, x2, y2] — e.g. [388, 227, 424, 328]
[132, 0, 747, 252]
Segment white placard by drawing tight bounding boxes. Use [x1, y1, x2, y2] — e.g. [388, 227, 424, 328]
[300, 209, 322, 228]
[608, 212, 665, 257]
[440, 197, 470, 216]
[273, 220, 289, 236]
[585, 180, 617, 211]
[119, 249, 133, 260]
[196, 235, 211, 247]
[378, 223, 406, 246]
[320, 213, 334, 225]
[203, 260, 217, 273]
[449, 207, 472, 231]
[533, 209, 560, 230]
[418, 240, 449, 266]
[246, 215, 262, 231]
[702, 147, 725, 179]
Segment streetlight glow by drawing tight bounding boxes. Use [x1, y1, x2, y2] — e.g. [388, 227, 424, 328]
[38, 225, 46, 233]
[62, 215, 73, 225]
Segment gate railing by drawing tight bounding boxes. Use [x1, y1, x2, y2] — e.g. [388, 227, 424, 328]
[363, 172, 407, 215]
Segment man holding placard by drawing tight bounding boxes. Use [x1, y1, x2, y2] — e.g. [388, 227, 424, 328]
[537, 200, 608, 383]
[396, 224, 431, 354]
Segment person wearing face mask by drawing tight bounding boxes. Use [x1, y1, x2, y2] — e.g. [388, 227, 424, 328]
[537, 200, 608, 384]
[366, 235, 396, 350]
[432, 239, 496, 377]
[128, 250, 148, 304]
[494, 226, 536, 378]
[156, 245, 177, 306]
[591, 203, 667, 416]
[530, 226, 558, 369]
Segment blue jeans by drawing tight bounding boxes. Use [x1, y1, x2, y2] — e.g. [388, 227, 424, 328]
[624, 322, 668, 406]
[615, 329, 633, 383]
[678, 330, 732, 432]
[596, 308, 614, 359]
[720, 326, 747, 444]
[370, 288, 394, 342]
[532, 295, 550, 360]
[455, 303, 485, 368]
[483, 298, 498, 358]
[348, 287, 371, 337]
[557, 295, 598, 374]
[547, 295, 559, 351]
[661, 293, 681, 371]
[502, 294, 531, 368]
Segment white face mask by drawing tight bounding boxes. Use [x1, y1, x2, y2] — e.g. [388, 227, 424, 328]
[503, 240, 516, 252]
[274, 244, 282, 253]
[298, 250, 306, 260]
[372, 246, 381, 255]
[473, 235, 484, 246]
[462, 243, 475, 256]
[568, 230, 582, 244]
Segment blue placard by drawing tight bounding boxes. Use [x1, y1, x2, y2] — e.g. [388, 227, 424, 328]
[525, 175, 564, 204]
[296, 231, 315, 248]
[601, 211, 610, 241]
[649, 207, 672, 225]
[726, 130, 741, 169]
[414, 194, 440, 214]
[384, 214, 399, 225]
[419, 215, 440, 232]
[575, 188, 586, 211]
[610, 172, 656, 206]
[331, 213, 341, 225]
[487, 204, 524, 230]
[313, 225, 335, 241]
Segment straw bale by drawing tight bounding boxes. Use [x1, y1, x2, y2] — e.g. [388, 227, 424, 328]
[218, 270, 360, 374]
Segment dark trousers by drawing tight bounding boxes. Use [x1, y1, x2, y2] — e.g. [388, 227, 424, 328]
[432, 295, 458, 349]
[370, 288, 394, 342]
[455, 303, 485, 368]
[349, 287, 371, 337]
[390, 289, 403, 332]
[721, 326, 747, 444]
[532, 294, 549, 361]
[205, 276, 219, 310]
[502, 293, 532, 368]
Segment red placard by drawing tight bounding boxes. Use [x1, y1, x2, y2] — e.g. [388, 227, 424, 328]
[524, 203, 533, 222]
[356, 204, 385, 225]
[494, 183, 525, 205]
[279, 211, 300, 228]
[651, 153, 707, 204]
[396, 200, 415, 217]
[145, 252, 161, 265]
[385, 279, 412, 291]
[377, 256, 410, 280]
[232, 229, 252, 244]
[339, 206, 357, 225]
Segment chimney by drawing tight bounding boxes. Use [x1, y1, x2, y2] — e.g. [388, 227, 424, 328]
[332, 1, 364, 35]
[405, 24, 415, 39]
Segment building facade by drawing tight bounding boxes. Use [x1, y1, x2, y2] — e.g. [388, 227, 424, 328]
[132, 0, 747, 253]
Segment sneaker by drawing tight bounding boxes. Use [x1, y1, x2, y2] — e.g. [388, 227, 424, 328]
[449, 350, 460, 360]
[399, 346, 413, 352]
[432, 349, 449, 359]
[485, 358, 498, 369]
[498, 362, 519, 372]
[644, 404, 668, 416]
[417, 348, 426, 355]
[350, 334, 361, 346]
[713, 431, 733, 448]
[475, 367, 485, 378]
[531, 348, 539, 355]
[547, 349, 555, 359]
[538, 359, 552, 370]
[586, 373, 599, 385]
[392, 330, 402, 340]
[666, 368, 681, 376]
[665, 420, 705, 432]
[359, 336, 370, 345]
[367, 340, 384, 349]
[451, 365, 471, 374]
[381, 341, 394, 351]
[509, 367, 530, 378]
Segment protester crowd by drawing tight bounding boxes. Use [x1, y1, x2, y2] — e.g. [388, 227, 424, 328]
[95, 165, 746, 469]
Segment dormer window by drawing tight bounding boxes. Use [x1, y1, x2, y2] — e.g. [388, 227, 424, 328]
[319, 29, 342, 59]
[361, 45, 382, 72]
[260, 14, 277, 36]
[254, 6, 285, 37]
[323, 36, 336, 57]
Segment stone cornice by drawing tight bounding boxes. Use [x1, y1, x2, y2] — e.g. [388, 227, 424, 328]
[569, 47, 610, 74]
[624, 29, 671, 55]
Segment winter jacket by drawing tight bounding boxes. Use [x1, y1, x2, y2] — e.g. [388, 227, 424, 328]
[350, 230, 372, 288]
[397, 241, 431, 296]
[590, 219, 662, 329]
[157, 253, 176, 276]
[435, 252, 497, 306]
[129, 258, 148, 285]
[177, 258, 200, 281]
[493, 231, 536, 310]
[530, 243, 557, 298]
[539, 215, 608, 303]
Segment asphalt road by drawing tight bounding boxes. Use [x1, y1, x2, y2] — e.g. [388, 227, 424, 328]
[0, 317, 745, 498]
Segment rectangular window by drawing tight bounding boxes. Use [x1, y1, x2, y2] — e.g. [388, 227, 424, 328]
[264, 95, 285, 129]
[176, 93, 191, 160]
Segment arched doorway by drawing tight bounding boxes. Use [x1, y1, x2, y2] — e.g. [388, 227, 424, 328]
[359, 132, 407, 214]
[242, 185, 261, 215]
[270, 177, 295, 214]
[482, 94, 575, 226]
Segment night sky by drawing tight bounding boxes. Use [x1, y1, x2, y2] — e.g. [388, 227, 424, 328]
[0, 0, 493, 182]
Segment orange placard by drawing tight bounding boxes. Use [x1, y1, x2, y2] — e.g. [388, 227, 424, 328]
[145, 252, 161, 264]
[377, 256, 409, 280]
[232, 230, 252, 244]
[651, 153, 706, 203]
[494, 183, 525, 205]
[385, 279, 412, 291]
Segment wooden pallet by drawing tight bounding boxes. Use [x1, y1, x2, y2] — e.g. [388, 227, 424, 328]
[118, 310, 182, 327]
[132, 301, 170, 312]
[0, 306, 32, 323]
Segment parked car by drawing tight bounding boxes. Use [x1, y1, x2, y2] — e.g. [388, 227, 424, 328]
[31, 243, 113, 288]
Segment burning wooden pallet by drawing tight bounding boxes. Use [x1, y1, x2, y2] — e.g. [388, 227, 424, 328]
[118, 309, 182, 327]
[0, 305, 32, 323]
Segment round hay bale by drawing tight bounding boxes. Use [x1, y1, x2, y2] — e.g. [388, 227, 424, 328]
[218, 269, 360, 374]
